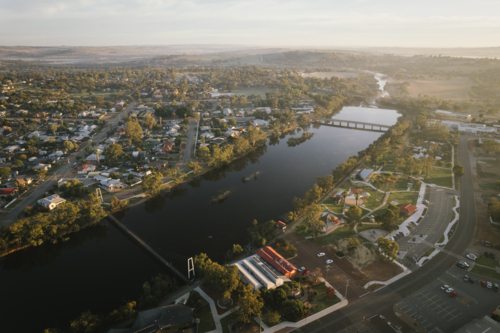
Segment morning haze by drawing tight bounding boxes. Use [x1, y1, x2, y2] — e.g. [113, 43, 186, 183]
[1, 1, 499, 333]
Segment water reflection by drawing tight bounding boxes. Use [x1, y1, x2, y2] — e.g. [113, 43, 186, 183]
[144, 194, 167, 214]
[1, 224, 109, 272]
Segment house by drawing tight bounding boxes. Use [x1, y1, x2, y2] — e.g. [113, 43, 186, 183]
[0, 188, 17, 197]
[400, 203, 418, 216]
[254, 107, 272, 114]
[16, 109, 28, 115]
[77, 163, 96, 174]
[32, 164, 50, 171]
[15, 178, 32, 186]
[252, 119, 270, 127]
[3, 145, 20, 153]
[200, 132, 215, 139]
[38, 194, 66, 210]
[222, 108, 233, 116]
[115, 101, 125, 107]
[100, 179, 126, 192]
[0, 126, 12, 133]
[161, 140, 174, 153]
[275, 221, 287, 231]
[225, 129, 239, 138]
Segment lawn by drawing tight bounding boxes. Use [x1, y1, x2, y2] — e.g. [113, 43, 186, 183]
[475, 256, 500, 268]
[196, 303, 216, 333]
[424, 167, 453, 188]
[381, 164, 395, 172]
[357, 223, 382, 233]
[470, 265, 500, 280]
[388, 191, 418, 207]
[310, 282, 341, 314]
[220, 312, 236, 333]
[314, 226, 356, 246]
[323, 197, 344, 214]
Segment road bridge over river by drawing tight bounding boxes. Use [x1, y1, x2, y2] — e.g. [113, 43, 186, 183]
[314, 119, 390, 132]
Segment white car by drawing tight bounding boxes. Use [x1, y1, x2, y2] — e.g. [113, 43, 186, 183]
[446, 288, 454, 294]
[317, 252, 325, 257]
[298, 267, 305, 272]
[466, 253, 477, 261]
[487, 282, 493, 289]
[326, 259, 333, 264]
[441, 284, 450, 290]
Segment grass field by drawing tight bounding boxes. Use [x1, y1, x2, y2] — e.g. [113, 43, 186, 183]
[475, 256, 500, 268]
[323, 197, 344, 214]
[196, 303, 216, 333]
[424, 167, 453, 188]
[310, 283, 341, 313]
[388, 191, 419, 206]
[314, 226, 356, 246]
[357, 223, 382, 232]
[470, 265, 500, 280]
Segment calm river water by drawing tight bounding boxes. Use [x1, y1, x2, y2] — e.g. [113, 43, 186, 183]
[0, 106, 400, 332]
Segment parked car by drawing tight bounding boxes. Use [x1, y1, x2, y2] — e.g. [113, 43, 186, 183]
[481, 281, 487, 287]
[487, 282, 493, 289]
[466, 253, 477, 261]
[302, 270, 310, 275]
[326, 259, 333, 264]
[469, 277, 475, 284]
[450, 291, 458, 298]
[494, 284, 499, 292]
[463, 275, 469, 282]
[441, 284, 450, 291]
[317, 252, 325, 257]
[298, 267, 305, 272]
[446, 288, 454, 294]
[486, 241, 491, 247]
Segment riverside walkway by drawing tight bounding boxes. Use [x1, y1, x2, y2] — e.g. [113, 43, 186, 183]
[107, 213, 189, 284]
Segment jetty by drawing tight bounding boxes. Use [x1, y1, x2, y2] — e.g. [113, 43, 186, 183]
[107, 213, 189, 284]
[315, 119, 390, 132]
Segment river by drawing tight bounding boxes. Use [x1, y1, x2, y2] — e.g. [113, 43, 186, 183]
[0, 106, 400, 332]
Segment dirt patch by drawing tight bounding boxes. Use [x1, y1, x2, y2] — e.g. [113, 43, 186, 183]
[361, 256, 403, 285]
[322, 244, 368, 284]
[336, 239, 376, 270]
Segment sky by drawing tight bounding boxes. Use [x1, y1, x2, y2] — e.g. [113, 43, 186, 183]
[1, 0, 499, 47]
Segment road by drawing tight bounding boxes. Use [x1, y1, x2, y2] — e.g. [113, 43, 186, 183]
[0, 103, 136, 227]
[292, 135, 477, 333]
[183, 120, 197, 163]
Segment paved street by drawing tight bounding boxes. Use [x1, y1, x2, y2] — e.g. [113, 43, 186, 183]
[291, 136, 478, 333]
[183, 120, 197, 163]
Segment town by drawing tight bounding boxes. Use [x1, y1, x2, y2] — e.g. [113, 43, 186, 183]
[0, 47, 500, 333]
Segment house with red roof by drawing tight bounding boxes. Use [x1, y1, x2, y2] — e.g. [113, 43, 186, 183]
[275, 221, 286, 231]
[0, 188, 17, 196]
[400, 203, 418, 216]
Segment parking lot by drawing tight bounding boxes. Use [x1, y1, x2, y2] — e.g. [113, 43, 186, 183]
[396, 266, 500, 333]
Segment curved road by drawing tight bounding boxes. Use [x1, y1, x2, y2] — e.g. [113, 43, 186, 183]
[292, 135, 477, 333]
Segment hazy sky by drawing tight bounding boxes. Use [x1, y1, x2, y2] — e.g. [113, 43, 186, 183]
[1, 0, 499, 47]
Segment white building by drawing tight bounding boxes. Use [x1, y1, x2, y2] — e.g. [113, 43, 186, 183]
[222, 108, 233, 116]
[232, 255, 284, 290]
[252, 119, 270, 127]
[436, 120, 497, 134]
[38, 194, 66, 210]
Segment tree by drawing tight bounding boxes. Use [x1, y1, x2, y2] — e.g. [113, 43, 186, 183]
[70, 311, 101, 333]
[233, 137, 250, 154]
[62, 140, 74, 152]
[36, 168, 47, 178]
[303, 204, 325, 237]
[103, 143, 124, 166]
[234, 284, 264, 324]
[13, 159, 23, 168]
[124, 120, 143, 143]
[142, 172, 163, 195]
[317, 175, 334, 191]
[164, 167, 185, 182]
[60, 179, 87, 197]
[247, 219, 276, 247]
[283, 299, 308, 322]
[187, 161, 202, 174]
[347, 238, 360, 252]
[47, 124, 58, 134]
[346, 205, 362, 227]
[0, 166, 11, 178]
[110, 197, 129, 213]
[197, 146, 211, 160]
[482, 138, 500, 154]
[227, 119, 237, 126]
[142, 114, 157, 130]
[266, 311, 281, 326]
[377, 237, 399, 262]
[245, 126, 267, 146]
[453, 164, 464, 179]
